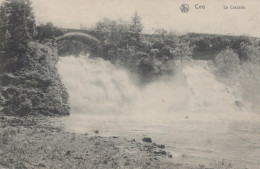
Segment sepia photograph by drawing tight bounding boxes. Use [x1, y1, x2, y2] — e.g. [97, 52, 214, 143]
[0, 0, 260, 168]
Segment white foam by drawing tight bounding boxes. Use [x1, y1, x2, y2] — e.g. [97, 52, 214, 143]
[57, 56, 257, 122]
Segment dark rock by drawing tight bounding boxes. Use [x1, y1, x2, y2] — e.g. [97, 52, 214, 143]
[154, 150, 167, 156]
[234, 100, 243, 107]
[142, 137, 152, 143]
[157, 144, 165, 149]
[73, 156, 83, 160]
[93, 130, 99, 134]
[65, 151, 71, 156]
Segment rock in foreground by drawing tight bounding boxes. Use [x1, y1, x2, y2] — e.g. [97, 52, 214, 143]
[142, 137, 152, 143]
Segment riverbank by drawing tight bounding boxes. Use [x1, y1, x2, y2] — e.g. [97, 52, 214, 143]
[0, 115, 176, 169]
[0, 115, 235, 169]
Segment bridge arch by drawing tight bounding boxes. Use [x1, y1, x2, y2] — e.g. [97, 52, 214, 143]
[55, 32, 102, 56]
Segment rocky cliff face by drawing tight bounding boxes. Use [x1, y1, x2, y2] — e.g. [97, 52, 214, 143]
[0, 42, 70, 116]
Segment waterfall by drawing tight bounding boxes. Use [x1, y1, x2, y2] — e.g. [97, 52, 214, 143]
[57, 55, 249, 121]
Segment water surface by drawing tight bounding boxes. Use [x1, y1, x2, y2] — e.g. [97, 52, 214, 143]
[57, 56, 260, 168]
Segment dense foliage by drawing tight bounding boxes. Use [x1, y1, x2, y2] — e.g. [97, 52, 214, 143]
[89, 14, 192, 82]
[0, 0, 70, 116]
[54, 13, 192, 82]
[0, 42, 70, 116]
[0, 0, 37, 56]
[213, 44, 260, 110]
[185, 33, 260, 60]
[36, 22, 63, 43]
[214, 48, 240, 77]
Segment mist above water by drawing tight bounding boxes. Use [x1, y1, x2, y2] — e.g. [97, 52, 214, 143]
[57, 55, 256, 122]
[56, 55, 260, 168]
[57, 55, 190, 118]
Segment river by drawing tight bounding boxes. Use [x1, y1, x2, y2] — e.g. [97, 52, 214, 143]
[57, 55, 260, 169]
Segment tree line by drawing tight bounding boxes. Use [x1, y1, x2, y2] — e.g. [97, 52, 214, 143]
[89, 13, 192, 81]
[0, 0, 191, 81]
[1, 0, 260, 85]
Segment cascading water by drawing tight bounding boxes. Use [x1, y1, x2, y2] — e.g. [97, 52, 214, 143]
[57, 55, 195, 119]
[57, 55, 139, 115]
[56, 55, 260, 169]
[57, 55, 251, 121]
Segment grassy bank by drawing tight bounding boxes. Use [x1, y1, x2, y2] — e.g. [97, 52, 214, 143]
[0, 116, 235, 169]
[0, 115, 174, 169]
[0, 115, 233, 169]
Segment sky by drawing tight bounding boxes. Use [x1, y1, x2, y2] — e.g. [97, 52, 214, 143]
[1, 0, 260, 37]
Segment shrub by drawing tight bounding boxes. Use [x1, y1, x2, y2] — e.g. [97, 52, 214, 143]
[213, 45, 260, 110]
[239, 42, 260, 63]
[214, 48, 240, 77]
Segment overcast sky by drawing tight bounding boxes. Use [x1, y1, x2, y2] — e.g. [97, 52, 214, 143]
[1, 0, 260, 37]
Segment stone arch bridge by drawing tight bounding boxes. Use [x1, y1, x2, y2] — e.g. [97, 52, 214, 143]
[55, 32, 102, 56]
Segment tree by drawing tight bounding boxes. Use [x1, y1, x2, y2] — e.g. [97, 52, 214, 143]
[214, 48, 240, 77]
[154, 28, 167, 39]
[0, 0, 37, 56]
[36, 22, 63, 42]
[129, 11, 143, 55]
[150, 30, 181, 63]
[95, 18, 131, 60]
